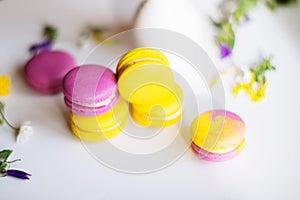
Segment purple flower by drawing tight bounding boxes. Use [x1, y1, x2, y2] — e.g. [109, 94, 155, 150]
[6, 169, 32, 180]
[220, 43, 232, 59]
[29, 40, 53, 55]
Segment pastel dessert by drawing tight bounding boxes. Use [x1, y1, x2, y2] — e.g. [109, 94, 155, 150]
[70, 98, 128, 142]
[24, 50, 76, 94]
[117, 48, 175, 104]
[190, 110, 246, 161]
[63, 65, 119, 116]
[130, 82, 184, 128]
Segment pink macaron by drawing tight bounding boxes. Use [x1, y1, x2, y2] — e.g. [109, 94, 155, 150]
[24, 50, 76, 94]
[62, 64, 119, 116]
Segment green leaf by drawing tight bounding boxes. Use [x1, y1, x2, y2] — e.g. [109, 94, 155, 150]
[239, 0, 258, 13]
[44, 25, 58, 41]
[266, 1, 277, 10]
[210, 18, 223, 28]
[0, 161, 8, 173]
[217, 22, 235, 49]
[0, 150, 13, 161]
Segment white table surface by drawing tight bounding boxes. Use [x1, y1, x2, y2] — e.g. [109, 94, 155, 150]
[1, 0, 300, 199]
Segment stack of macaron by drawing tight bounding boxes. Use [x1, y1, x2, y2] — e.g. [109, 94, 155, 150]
[62, 65, 128, 142]
[116, 48, 184, 128]
[190, 110, 246, 161]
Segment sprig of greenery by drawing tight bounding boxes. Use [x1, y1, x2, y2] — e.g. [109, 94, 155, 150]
[250, 57, 276, 84]
[0, 101, 19, 131]
[0, 150, 12, 162]
[234, 0, 258, 23]
[0, 150, 31, 180]
[214, 0, 258, 58]
[217, 22, 235, 49]
[44, 25, 58, 41]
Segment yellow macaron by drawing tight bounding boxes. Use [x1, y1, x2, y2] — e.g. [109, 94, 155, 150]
[190, 110, 246, 153]
[130, 83, 184, 128]
[70, 98, 128, 142]
[117, 48, 175, 104]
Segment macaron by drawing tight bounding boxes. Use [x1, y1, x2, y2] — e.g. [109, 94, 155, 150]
[24, 50, 76, 94]
[130, 82, 184, 128]
[63, 65, 119, 116]
[71, 98, 128, 142]
[190, 110, 246, 161]
[117, 48, 175, 104]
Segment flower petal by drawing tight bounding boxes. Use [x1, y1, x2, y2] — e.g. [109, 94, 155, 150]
[29, 40, 53, 55]
[17, 121, 33, 144]
[6, 169, 31, 180]
[220, 44, 232, 58]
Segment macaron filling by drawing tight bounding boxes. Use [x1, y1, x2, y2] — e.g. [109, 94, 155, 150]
[66, 90, 118, 108]
[133, 107, 183, 121]
[191, 139, 246, 162]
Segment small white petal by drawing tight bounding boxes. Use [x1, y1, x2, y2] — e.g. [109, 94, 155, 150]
[17, 121, 33, 144]
[221, 0, 239, 16]
[243, 70, 252, 83]
[252, 82, 260, 91]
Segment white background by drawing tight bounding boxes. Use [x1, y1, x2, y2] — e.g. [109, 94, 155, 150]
[0, 0, 300, 199]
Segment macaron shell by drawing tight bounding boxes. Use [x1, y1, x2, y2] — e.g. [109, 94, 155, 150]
[71, 116, 128, 142]
[117, 63, 174, 104]
[24, 50, 76, 94]
[64, 92, 119, 116]
[71, 98, 128, 131]
[117, 47, 170, 75]
[191, 110, 245, 152]
[191, 139, 246, 162]
[130, 83, 184, 127]
[131, 108, 183, 128]
[63, 65, 118, 115]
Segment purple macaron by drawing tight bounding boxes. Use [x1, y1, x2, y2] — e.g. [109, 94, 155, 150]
[24, 50, 76, 94]
[63, 64, 119, 116]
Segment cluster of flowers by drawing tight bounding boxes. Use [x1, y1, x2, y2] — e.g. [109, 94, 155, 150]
[211, 0, 296, 102]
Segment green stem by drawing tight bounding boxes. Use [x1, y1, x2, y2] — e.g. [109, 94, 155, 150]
[0, 111, 19, 132]
[7, 159, 21, 164]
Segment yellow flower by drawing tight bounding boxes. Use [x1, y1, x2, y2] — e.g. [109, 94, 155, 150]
[0, 75, 11, 96]
[233, 72, 267, 103]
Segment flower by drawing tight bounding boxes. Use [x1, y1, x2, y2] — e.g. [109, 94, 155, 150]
[29, 40, 53, 55]
[233, 57, 275, 102]
[0, 149, 32, 180]
[6, 169, 32, 180]
[0, 75, 11, 96]
[29, 25, 57, 55]
[220, 43, 232, 58]
[16, 121, 33, 144]
[0, 101, 33, 143]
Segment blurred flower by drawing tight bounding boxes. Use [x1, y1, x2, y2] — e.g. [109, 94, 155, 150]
[0, 149, 31, 180]
[29, 25, 57, 55]
[6, 169, 32, 180]
[0, 75, 11, 96]
[220, 43, 232, 58]
[17, 121, 33, 144]
[233, 57, 275, 102]
[0, 101, 33, 143]
[29, 40, 53, 55]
